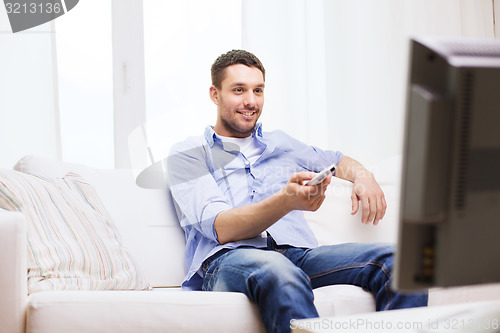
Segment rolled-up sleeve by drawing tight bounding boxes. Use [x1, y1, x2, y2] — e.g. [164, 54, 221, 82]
[167, 141, 232, 244]
[273, 130, 344, 175]
[172, 178, 231, 243]
[313, 147, 344, 177]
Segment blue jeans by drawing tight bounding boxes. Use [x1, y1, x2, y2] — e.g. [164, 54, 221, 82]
[201, 238, 428, 333]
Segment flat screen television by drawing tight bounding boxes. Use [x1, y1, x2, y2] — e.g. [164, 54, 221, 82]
[394, 36, 500, 291]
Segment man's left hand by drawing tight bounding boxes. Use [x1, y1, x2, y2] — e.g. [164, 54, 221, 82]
[350, 173, 386, 225]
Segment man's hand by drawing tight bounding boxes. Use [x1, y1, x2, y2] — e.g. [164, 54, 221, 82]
[281, 171, 332, 212]
[335, 156, 387, 226]
[350, 172, 386, 225]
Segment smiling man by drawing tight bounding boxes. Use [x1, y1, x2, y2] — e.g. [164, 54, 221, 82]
[210, 62, 265, 138]
[167, 50, 427, 333]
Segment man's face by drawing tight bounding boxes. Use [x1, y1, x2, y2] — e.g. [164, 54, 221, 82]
[210, 64, 265, 138]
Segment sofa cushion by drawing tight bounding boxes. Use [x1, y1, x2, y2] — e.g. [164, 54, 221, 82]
[26, 289, 265, 333]
[0, 169, 151, 293]
[25, 285, 374, 333]
[14, 155, 186, 287]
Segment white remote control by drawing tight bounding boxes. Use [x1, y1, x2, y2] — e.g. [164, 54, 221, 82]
[305, 163, 336, 186]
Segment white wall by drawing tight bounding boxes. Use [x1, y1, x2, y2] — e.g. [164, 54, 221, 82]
[496, 1, 500, 37]
[112, 0, 147, 169]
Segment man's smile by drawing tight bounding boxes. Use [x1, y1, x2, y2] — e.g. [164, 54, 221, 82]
[237, 110, 258, 119]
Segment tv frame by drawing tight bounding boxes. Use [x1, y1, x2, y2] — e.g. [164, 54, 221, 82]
[394, 36, 500, 291]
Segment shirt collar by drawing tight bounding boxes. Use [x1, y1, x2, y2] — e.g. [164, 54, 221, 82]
[204, 123, 264, 147]
[204, 126, 217, 147]
[255, 122, 263, 137]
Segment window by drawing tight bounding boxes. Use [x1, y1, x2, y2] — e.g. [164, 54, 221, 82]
[55, 0, 114, 168]
[141, 0, 242, 163]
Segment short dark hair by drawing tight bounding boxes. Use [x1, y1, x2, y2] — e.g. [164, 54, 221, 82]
[211, 50, 265, 89]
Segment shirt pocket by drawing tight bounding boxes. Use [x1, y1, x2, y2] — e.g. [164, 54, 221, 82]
[257, 163, 295, 196]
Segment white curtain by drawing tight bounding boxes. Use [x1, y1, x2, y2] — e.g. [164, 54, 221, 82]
[242, 0, 329, 148]
[242, 0, 497, 166]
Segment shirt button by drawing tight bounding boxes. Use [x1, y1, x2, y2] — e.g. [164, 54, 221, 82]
[244, 161, 250, 166]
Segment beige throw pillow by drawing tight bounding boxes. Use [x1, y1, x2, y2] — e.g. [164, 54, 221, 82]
[0, 169, 151, 293]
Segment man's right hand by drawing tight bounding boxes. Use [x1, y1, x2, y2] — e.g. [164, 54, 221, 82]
[280, 171, 332, 212]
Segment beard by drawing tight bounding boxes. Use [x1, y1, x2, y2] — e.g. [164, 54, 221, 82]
[220, 115, 258, 136]
[218, 106, 260, 137]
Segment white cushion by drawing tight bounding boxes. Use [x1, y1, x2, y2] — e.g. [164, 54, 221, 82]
[14, 155, 186, 287]
[25, 285, 373, 333]
[314, 285, 375, 317]
[26, 289, 265, 333]
[0, 169, 150, 293]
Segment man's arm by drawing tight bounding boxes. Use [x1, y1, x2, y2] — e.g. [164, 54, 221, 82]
[215, 171, 332, 245]
[335, 156, 387, 225]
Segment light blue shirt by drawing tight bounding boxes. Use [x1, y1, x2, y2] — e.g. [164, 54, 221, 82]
[167, 123, 344, 290]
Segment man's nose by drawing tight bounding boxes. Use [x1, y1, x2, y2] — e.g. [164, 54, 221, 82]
[244, 92, 256, 107]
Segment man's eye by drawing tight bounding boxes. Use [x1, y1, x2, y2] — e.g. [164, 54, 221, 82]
[234, 88, 243, 93]
[255, 89, 263, 94]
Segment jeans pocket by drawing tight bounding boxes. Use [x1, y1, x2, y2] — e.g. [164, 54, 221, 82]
[202, 248, 230, 274]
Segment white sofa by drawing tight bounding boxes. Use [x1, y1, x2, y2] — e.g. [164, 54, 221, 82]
[1, 155, 499, 333]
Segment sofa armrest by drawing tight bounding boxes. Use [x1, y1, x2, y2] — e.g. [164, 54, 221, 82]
[0, 209, 27, 333]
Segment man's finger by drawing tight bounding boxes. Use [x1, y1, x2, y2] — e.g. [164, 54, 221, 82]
[351, 191, 359, 215]
[290, 171, 316, 184]
[361, 198, 370, 223]
[368, 198, 377, 224]
[373, 196, 385, 225]
[381, 195, 387, 219]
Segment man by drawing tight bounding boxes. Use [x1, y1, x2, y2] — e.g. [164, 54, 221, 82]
[167, 50, 427, 333]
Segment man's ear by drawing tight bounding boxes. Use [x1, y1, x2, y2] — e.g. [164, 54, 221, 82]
[209, 85, 219, 105]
